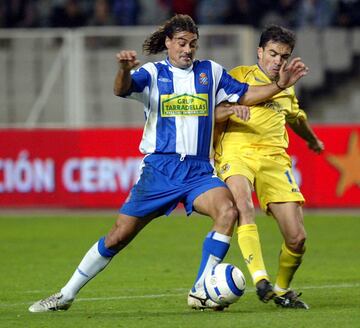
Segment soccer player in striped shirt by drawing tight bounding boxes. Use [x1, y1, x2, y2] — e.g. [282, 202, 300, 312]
[29, 16, 308, 313]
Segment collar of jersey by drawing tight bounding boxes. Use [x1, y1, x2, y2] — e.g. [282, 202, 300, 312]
[165, 57, 193, 76]
[256, 64, 272, 83]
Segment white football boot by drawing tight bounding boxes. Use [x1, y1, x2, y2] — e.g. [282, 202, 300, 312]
[187, 289, 227, 311]
[29, 292, 73, 312]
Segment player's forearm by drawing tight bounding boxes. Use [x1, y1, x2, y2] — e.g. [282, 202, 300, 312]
[289, 118, 317, 143]
[290, 118, 324, 153]
[113, 68, 132, 96]
[239, 83, 283, 106]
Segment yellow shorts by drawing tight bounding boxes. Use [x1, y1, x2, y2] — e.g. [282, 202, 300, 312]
[215, 150, 305, 212]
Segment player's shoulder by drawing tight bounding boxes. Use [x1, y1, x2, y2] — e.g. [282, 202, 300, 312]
[144, 60, 168, 69]
[137, 60, 168, 75]
[195, 59, 222, 69]
[193, 59, 225, 78]
[229, 64, 258, 80]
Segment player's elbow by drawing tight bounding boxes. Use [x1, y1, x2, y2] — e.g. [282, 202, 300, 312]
[113, 88, 122, 97]
[113, 87, 127, 97]
[113, 79, 132, 97]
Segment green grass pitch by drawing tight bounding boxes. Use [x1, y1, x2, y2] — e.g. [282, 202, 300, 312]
[0, 211, 359, 328]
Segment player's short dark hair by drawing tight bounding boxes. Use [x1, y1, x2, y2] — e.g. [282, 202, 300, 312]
[259, 25, 296, 52]
[143, 14, 199, 55]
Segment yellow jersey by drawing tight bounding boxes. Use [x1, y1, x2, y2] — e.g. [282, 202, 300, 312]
[215, 64, 307, 156]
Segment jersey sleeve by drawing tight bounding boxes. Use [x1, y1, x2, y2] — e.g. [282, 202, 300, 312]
[122, 63, 154, 104]
[286, 92, 308, 123]
[228, 66, 245, 81]
[211, 61, 249, 104]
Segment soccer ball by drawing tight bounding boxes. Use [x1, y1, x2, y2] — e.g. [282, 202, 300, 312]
[204, 263, 246, 306]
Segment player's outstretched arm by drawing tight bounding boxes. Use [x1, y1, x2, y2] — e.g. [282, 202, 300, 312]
[114, 50, 140, 96]
[239, 58, 309, 106]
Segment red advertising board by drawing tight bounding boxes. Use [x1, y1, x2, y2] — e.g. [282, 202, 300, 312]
[287, 125, 360, 208]
[0, 126, 359, 208]
[0, 128, 143, 208]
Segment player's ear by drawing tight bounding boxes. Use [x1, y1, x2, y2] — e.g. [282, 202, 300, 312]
[257, 47, 263, 60]
[165, 36, 171, 50]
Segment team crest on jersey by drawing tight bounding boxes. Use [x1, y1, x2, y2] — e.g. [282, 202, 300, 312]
[199, 72, 208, 85]
[219, 163, 230, 174]
[264, 100, 282, 113]
[160, 93, 209, 117]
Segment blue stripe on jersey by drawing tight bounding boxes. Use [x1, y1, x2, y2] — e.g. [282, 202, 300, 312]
[154, 62, 176, 152]
[216, 68, 249, 98]
[193, 60, 214, 157]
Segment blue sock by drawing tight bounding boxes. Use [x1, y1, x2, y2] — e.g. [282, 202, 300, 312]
[97, 236, 118, 258]
[192, 231, 231, 292]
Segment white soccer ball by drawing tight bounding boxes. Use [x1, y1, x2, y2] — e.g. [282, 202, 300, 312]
[204, 263, 246, 306]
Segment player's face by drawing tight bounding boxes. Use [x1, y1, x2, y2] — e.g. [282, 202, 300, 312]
[257, 41, 292, 80]
[165, 31, 198, 69]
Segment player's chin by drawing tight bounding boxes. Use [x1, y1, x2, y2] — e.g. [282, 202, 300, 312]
[179, 57, 193, 68]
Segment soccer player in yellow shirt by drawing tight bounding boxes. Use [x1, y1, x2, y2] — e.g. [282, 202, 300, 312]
[214, 25, 324, 309]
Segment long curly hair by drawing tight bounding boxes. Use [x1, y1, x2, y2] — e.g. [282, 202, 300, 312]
[143, 14, 199, 55]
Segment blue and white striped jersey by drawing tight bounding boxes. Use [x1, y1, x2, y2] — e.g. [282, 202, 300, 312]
[123, 58, 248, 159]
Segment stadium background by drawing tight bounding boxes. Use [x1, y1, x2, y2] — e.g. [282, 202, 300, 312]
[0, 0, 359, 209]
[1, 3, 360, 328]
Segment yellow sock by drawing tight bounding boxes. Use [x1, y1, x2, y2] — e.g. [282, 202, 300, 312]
[237, 224, 269, 285]
[274, 243, 304, 295]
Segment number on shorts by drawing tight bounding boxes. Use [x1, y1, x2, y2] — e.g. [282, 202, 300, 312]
[285, 170, 293, 184]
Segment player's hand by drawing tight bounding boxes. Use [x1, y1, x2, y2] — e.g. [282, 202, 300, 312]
[215, 102, 250, 122]
[308, 138, 325, 154]
[277, 57, 309, 89]
[116, 50, 140, 71]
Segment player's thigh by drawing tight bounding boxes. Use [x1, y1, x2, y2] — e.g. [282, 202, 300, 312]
[255, 154, 304, 212]
[193, 186, 237, 233]
[226, 175, 255, 216]
[193, 186, 235, 218]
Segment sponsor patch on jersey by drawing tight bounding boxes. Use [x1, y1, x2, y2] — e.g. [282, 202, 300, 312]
[199, 72, 208, 85]
[160, 93, 209, 117]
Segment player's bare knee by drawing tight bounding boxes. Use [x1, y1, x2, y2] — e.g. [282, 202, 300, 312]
[215, 203, 238, 233]
[237, 200, 255, 225]
[286, 234, 306, 253]
[221, 206, 238, 224]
